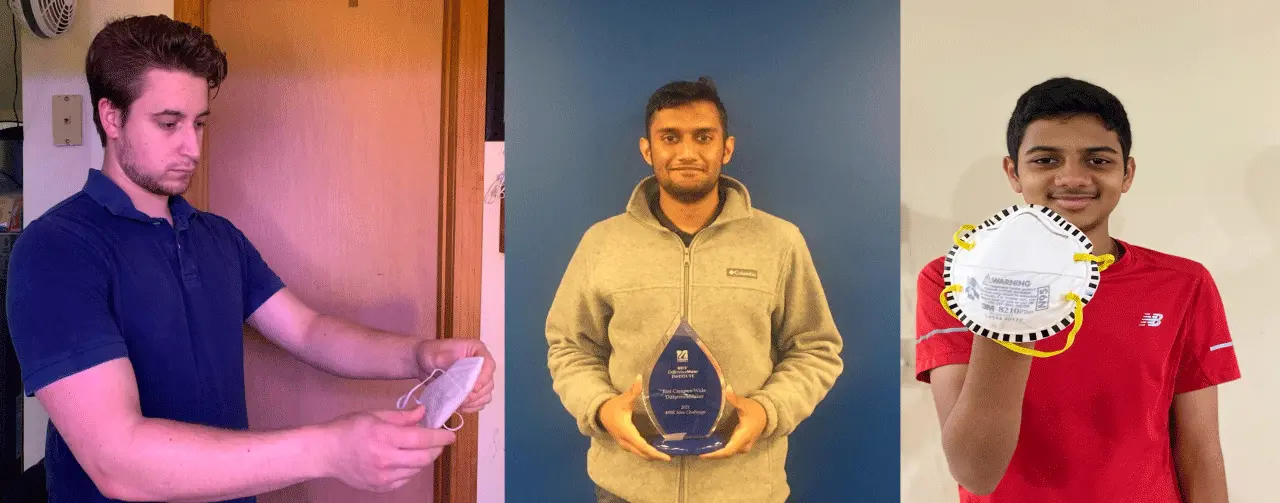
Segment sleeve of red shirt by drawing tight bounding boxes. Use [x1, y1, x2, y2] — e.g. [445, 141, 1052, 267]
[1172, 267, 1241, 394]
[914, 257, 976, 383]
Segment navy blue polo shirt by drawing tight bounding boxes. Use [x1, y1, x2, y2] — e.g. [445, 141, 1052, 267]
[6, 169, 285, 502]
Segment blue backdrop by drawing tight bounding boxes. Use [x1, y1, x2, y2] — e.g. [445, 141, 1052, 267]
[505, 1, 900, 500]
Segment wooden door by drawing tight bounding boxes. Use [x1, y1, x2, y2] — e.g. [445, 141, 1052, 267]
[175, 0, 488, 501]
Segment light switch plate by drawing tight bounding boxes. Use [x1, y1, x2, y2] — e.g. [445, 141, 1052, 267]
[52, 95, 83, 147]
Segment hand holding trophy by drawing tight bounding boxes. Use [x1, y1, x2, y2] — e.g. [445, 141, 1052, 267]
[698, 386, 766, 460]
[599, 376, 672, 462]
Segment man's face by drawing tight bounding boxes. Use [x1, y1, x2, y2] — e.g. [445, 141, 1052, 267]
[104, 68, 209, 197]
[1003, 114, 1135, 234]
[639, 101, 735, 203]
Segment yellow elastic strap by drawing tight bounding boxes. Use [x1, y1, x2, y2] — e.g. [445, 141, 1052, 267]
[1073, 252, 1116, 272]
[939, 284, 964, 319]
[952, 225, 976, 250]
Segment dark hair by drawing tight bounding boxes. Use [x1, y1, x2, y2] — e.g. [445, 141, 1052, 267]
[644, 76, 728, 135]
[85, 15, 228, 146]
[1006, 77, 1132, 170]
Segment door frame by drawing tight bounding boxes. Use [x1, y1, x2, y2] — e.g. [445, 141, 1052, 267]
[173, 1, 489, 501]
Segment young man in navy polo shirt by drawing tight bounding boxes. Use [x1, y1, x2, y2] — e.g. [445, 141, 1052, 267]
[6, 15, 494, 502]
[915, 77, 1239, 502]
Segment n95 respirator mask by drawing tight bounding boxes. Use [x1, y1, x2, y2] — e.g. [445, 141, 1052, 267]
[395, 356, 485, 430]
[940, 204, 1114, 357]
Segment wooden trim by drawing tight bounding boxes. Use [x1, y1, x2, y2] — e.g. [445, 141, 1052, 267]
[434, 0, 488, 501]
[173, 0, 211, 211]
[172, 0, 206, 27]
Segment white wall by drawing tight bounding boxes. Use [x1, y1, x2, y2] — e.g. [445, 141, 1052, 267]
[477, 141, 505, 503]
[19, 0, 173, 469]
[900, 1, 1280, 501]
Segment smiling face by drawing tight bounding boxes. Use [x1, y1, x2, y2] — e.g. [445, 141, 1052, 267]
[100, 68, 209, 197]
[1003, 114, 1135, 235]
[639, 100, 736, 203]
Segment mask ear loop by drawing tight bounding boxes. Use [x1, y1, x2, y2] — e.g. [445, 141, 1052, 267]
[396, 369, 445, 410]
[442, 412, 465, 432]
[953, 224, 977, 250]
[1073, 252, 1115, 272]
[939, 231, 1116, 358]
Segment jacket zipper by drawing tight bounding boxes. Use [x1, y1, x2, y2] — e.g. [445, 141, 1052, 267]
[682, 247, 691, 319]
[678, 237, 695, 503]
[678, 456, 687, 503]
[660, 223, 706, 502]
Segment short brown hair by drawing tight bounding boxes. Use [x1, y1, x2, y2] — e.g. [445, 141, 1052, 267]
[85, 15, 228, 145]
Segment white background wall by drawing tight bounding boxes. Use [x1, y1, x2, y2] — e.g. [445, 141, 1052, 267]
[478, 141, 504, 502]
[900, 1, 1280, 501]
[19, 0, 173, 469]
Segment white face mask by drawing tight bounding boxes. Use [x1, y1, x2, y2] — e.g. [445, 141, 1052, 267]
[395, 356, 485, 430]
[939, 204, 1114, 357]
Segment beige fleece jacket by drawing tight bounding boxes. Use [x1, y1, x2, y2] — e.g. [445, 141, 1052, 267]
[546, 175, 844, 503]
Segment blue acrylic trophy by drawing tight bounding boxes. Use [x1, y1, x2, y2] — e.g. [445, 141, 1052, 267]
[642, 317, 726, 456]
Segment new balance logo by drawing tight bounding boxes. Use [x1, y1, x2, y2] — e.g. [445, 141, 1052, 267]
[1139, 313, 1164, 327]
[676, 350, 689, 362]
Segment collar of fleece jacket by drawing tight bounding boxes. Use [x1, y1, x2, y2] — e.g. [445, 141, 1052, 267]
[624, 174, 755, 231]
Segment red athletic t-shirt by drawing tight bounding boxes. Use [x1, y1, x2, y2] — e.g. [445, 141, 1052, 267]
[914, 239, 1241, 502]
